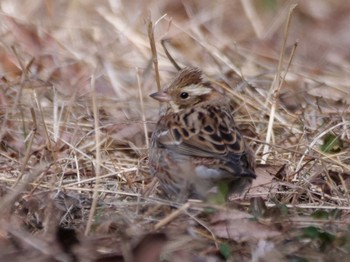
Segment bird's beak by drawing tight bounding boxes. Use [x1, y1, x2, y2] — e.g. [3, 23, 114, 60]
[150, 91, 171, 102]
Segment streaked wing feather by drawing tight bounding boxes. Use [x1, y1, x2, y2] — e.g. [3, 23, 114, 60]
[157, 103, 245, 162]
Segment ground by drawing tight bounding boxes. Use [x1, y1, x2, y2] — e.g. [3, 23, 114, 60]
[0, 1, 349, 261]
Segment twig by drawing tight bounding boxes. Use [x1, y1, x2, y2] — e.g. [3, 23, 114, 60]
[296, 121, 350, 171]
[85, 74, 101, 236]
[262, 4, 298, 163]
[154, 202, 190, 230]
[148, 15, 161, 91]
[13, 107, 37, 187]
[136, 68, 149, 149]
[240, 0, 264, 38]
[184, 209, 219, 249]
[33, 90, 52, 150]
[161, 38, 182, 71]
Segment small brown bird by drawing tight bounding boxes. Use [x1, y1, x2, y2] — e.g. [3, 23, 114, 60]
[149, 67, 256, 201]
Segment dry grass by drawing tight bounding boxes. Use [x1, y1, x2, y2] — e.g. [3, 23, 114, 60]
[0, 0, 349, 261]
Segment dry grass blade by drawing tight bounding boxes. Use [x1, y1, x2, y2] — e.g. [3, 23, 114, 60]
[240, 0, 264, 38]
[85, 74, 100, 236]
[154, 202, 190, 230]
[262, 3, 297, 163]
[13, 108, 37, 187]
[136, 68, 149, 149]
[161, 38, 182, 71]
[148, 16, 161, 92]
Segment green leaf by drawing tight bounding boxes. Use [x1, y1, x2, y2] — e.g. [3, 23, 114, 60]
[219, 242, 231, 260]
[203, 207, 216, 214]
[262, 0, 278, 10]
[288, 256, 309, 262]
[320, 134, 343, 153]
[302, 226, 335, 251]
[302, 226, 320, 239]
[319, 231, 335, 250]
[311, 210, 329, 220]
[218, 181, 230, 198]
[208, 182, 230, 205]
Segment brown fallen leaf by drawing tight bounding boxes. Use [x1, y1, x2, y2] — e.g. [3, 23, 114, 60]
[247, 165, 281, 199]
[210, 209, 281, 242]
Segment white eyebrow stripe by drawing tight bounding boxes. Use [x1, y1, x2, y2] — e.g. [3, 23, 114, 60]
[182, 84, 211, 95]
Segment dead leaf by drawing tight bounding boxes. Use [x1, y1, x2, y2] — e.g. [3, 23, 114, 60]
[210, 209, 280, 242]
[248, 165, 280, 198]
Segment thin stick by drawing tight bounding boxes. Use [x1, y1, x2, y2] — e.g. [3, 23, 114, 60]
[148, 16, 161, 91]
[161, 38, 182, 71]
[136, 67, 149, 149]
[33, 90, 52, 150]
[261, 4, 297, 163]
[248, 134, 349, 169]
[85, 74, 101, 236]
[154, 202, 190, 230]
[240, 0, 264, 38]
[184, 209, 219, 249]
[13, 107, 37, 187]
[296, 121, 349, 171]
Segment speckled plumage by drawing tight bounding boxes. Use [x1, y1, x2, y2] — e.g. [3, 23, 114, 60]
[149, 67, 256, 200]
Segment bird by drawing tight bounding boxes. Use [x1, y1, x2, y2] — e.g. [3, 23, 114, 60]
[149, 67, 256, 201]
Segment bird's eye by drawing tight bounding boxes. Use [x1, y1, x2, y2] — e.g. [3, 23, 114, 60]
[180, 92, 189, 99]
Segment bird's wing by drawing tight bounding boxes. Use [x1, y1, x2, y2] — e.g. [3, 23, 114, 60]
[155, 104, 254, 176]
